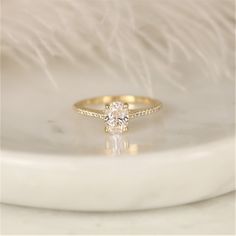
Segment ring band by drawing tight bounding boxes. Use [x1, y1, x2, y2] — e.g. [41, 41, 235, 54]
[73, 95, 162, 133]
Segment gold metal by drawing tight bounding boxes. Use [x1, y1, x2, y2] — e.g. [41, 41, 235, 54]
[73, 95, 162, 120]
[123, 103, 129, 109]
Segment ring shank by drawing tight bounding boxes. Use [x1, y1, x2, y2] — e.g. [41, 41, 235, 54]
[74, 95, 162, 119]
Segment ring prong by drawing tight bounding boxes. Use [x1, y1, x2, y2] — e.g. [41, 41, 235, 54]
[123, 126, 128, 132]
[124, 103, 129, 109]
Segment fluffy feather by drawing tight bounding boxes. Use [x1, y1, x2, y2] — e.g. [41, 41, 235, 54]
[1, 0, 235, 89]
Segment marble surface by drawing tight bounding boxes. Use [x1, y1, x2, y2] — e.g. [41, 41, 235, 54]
[1, 137, 234, 211]
[1, 59, 235, 211]
[1, 192, 235, 234]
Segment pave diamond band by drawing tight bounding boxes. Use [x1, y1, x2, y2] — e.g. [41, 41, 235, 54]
[74, 95, 162, 133]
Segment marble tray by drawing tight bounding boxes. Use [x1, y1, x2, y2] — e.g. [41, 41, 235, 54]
[1, 193, 235, 234]
[1, 60, 235, 211]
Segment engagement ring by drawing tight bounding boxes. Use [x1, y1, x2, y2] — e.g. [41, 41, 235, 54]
[73, 95, 162, 133]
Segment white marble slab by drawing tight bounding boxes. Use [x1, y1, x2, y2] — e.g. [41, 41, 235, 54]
[1, 192, 235, 234]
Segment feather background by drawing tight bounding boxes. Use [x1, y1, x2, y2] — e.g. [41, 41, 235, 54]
[1, 0, 235, 90]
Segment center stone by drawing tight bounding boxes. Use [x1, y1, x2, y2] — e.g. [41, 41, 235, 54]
[104, 101, 129, 133]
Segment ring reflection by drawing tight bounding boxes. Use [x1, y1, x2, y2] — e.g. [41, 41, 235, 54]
[105, 133, 139, 156]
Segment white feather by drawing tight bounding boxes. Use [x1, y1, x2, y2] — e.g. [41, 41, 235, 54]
[1, 0, 234, 89]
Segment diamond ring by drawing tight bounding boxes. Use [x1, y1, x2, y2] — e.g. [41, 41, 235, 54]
[73, 95, 162, 133]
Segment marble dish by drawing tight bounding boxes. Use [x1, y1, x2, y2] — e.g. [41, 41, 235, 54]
[1, 60, 235, 211]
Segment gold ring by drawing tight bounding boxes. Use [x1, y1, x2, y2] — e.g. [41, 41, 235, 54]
[73, 95, 162, 133]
